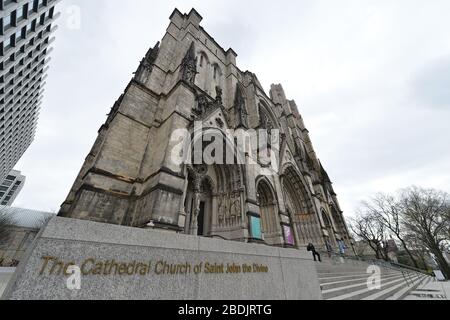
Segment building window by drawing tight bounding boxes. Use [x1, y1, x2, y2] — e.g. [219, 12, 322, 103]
[15, 29, 23, 44]
[3, 36, 12, 51]
[16, 5, 26, 22]
[27, 0, 34, 14]
[2, 13, 12, 30]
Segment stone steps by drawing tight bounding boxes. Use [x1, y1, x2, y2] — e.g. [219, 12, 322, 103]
[320, 273, 403, 291]
[315, 257, 430, 300]
[324, 274, 408, 300]
[363, 275, 426, 300]
[386, 275, 431, 300]
[403, 276, 448, 300]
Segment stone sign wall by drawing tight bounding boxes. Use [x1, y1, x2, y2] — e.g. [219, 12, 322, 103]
[2, 217, 323, 300]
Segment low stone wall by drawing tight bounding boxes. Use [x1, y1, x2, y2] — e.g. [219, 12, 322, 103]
[2, 217, 323, 300]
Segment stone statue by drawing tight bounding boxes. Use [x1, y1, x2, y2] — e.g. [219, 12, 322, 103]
[234, 84, 248, 128]
[134, 42, 160, 84]
[215, 86, 223, 105]
[194, 94, 209, 116]
[186, 165, 208, 235]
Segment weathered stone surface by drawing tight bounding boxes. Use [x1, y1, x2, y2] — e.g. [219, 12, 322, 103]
[2, 217, 322, 300]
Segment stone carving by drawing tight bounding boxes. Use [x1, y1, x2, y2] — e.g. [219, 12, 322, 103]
[180, 42, 198, 85]
[193, 94, 210, 116]
[215, 117, 224, 128]
[217, 191, 242, 228]
[193, 87, 224, 118]
[234, 84, 248, 128]
[134, 42, 160, 84]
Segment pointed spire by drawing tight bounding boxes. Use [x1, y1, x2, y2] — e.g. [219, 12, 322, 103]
[134, 42, 160, 84]
[180, 41, 198, 85]
[145, 41, 160, 61]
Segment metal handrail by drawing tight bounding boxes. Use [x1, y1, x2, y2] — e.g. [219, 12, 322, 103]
[317, 250, 433, 278]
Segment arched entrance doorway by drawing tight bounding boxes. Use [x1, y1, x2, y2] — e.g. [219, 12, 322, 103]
[256, 179, 281, 245]
[282, 165, 322, 246]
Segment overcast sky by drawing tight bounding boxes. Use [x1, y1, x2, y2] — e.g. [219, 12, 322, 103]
[13, 0, 450, 216]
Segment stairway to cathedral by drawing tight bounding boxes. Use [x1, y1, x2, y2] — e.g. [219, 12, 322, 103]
[315, 255, 434, 300]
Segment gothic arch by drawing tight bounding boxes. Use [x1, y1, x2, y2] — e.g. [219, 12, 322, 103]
[281, 164, 322, 246]
[184, 127, 246, 238]
[256, 177, 281, 245]
[188, 126, 247, 166]
[196, 51, 211, 94]
[258, 100, 279, 130]
[197, 51, 209, 67]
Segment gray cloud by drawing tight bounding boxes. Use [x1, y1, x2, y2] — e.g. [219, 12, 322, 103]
[412, 55, 450, 109]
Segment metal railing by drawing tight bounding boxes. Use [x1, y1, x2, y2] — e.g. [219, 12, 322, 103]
[318, 250, 434, 280]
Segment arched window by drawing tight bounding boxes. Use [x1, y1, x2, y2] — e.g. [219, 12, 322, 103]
[258, 102, 277, 130]
[196, 52, 211, 94]
[213, 64, 221, 80]
[198, 52, 209, 68]
[211, 63, 223, 95]
[322, 210, 332, 228]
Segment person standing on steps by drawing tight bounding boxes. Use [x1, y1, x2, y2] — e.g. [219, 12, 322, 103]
[338, 239, 347, 256]
[307, 243, 321, 262]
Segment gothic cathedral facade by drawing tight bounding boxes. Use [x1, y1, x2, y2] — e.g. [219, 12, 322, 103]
[59, 9, 354, 253]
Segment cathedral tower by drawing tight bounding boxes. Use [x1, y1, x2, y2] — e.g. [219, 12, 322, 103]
[59, 8, 354, 252]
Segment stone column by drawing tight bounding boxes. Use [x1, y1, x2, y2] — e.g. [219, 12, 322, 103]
[189, 176, 202, 236]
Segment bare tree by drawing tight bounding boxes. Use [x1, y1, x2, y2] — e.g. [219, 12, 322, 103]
[350, 212, 389, 261]
[361, 193, 420, 268]
[400, 186, 450, 279]
[403, 233, 432, 270]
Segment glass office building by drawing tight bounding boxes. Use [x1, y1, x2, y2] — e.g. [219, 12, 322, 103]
[0, 0, 60, 181]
